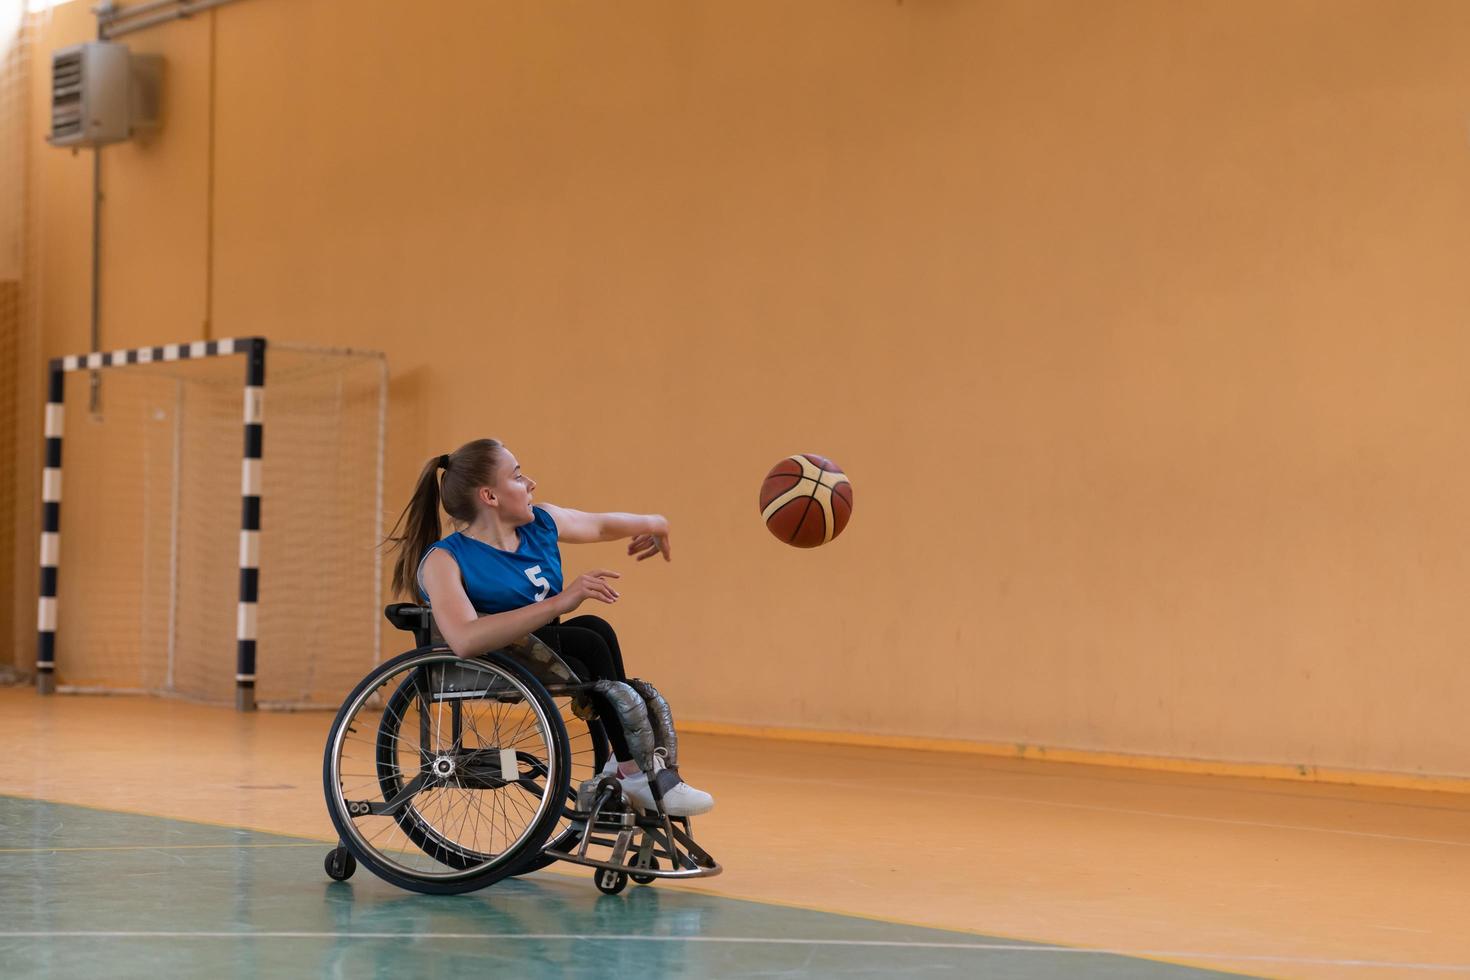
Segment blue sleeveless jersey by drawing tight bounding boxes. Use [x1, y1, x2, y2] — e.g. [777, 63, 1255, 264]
[418, 506, 564, 614]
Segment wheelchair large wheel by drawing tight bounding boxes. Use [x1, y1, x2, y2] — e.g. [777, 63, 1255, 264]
[323, 646, 570, 894]
[370, 668, 608, 873]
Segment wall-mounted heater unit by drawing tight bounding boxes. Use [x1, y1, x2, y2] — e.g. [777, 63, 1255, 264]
[48, 41, 162, 148]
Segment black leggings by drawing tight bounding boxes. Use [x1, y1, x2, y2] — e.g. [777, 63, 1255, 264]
[534, 615, 634, 761]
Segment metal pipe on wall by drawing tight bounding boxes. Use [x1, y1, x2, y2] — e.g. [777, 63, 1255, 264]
[88, 14, 103, 413]
[88, 148, 101, 413]
[99, 0, 185, 26]
[100, 0, 245, 41]
[96, 0, 181, 27]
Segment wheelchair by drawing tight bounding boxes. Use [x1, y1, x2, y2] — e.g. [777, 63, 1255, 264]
[321, 603, 721, 895]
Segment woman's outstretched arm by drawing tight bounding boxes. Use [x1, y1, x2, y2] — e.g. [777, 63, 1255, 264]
[540, 504, 671, 561]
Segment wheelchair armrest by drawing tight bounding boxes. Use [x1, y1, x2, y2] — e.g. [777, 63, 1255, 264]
[384, 603, 433, 636]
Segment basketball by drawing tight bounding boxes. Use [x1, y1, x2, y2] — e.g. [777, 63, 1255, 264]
[759, 454, 854, 548]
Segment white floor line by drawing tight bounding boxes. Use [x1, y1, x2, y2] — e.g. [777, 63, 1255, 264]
[704, 767, 1470, 849]
[0, 843, 322, 854]
[0, 932, 1465, 972]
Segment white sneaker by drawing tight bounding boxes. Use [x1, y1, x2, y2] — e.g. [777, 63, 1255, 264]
[610, 748, 716, 816]
[658, 781, 714, 817]
[649, 747, 714, 817]
[615, 769, 658, 812]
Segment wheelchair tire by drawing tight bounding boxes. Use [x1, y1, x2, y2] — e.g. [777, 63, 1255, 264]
[324, 847, 356, 881]
[323, 646, 570, 895]
[595, 868, 629, 895]
[631, 856, 659, 885]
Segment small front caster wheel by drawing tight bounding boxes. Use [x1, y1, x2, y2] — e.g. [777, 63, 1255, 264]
[631, 856, 660, 885]
[324, 847, 357, 881]
[595, 868, 629, 895]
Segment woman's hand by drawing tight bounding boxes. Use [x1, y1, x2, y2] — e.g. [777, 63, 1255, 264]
[628, 519, 671, 562]
[556, 569, 622, 614]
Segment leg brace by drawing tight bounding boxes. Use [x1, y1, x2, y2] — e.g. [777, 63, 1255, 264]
[591, 680, 655, 770]
[626, 678, 678, 767]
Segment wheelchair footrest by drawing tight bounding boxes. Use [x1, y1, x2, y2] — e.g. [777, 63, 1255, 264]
[547, 805, 721, 880]
[544, 846, 721, 880]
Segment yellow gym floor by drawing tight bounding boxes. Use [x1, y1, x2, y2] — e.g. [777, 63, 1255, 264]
[2, 687, 1467, 978]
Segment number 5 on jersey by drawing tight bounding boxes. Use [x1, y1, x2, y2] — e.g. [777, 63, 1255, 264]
[525, 565, 551, 602]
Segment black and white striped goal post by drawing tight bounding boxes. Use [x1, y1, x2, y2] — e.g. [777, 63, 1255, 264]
[37, 337, 268, 711]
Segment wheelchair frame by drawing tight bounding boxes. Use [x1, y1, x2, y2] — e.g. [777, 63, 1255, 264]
[321, 603, 721, 896]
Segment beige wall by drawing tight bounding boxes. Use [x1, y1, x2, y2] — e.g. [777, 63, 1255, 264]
[13, 0, 1470, 777]
[2, 2, 34, 673]
[1, 8, 24, 282]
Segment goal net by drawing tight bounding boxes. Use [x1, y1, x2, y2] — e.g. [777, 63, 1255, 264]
[38, 338, 386, 709]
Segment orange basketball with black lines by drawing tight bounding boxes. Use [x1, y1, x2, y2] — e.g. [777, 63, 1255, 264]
[759, 454, 853, 548]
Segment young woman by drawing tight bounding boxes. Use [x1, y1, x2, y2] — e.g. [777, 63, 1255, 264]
[387, 437, 714, 817]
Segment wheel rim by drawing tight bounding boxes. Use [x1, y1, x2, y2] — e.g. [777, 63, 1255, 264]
[329, 651, 562, 881]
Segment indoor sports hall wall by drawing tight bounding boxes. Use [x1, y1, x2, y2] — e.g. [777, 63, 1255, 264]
[1, 0, 32, 679]
[10, 0, 1470, 781]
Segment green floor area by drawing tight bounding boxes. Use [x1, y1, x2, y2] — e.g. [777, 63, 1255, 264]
[1, 796, 1256, 979]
